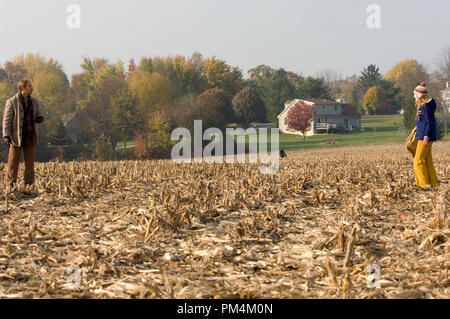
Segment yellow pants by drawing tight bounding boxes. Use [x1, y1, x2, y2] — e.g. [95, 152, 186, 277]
[414, 140, 438, 187]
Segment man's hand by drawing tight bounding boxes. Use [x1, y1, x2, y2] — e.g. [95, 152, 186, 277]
[35, 116, 44, 124]
[423, 136, 429, 147]
[3, 136, 11, 145]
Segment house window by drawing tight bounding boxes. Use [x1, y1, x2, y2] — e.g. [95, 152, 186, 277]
[317, 118, 321, 123]
[344, 119, 348, 127]
[322, 105, 325, 110]
[335, 105, 337, 111]
[325, 117, 327, 122]
[284, 117, 287, 125]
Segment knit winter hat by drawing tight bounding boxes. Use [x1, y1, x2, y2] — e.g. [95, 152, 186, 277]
[414, 82, 428, 95]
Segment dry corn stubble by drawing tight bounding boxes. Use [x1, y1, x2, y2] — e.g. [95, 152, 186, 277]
[0, 141, 449, 298]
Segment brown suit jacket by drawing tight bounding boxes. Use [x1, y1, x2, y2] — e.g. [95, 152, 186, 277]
[3, 92, 44, 147]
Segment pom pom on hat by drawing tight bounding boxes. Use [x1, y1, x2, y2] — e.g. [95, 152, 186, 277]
[415, 82, 428, 95]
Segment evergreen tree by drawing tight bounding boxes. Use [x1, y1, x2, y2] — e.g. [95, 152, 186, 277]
[402, 96, 417, 131]
[353, 64, 383, 110]
[296, 77, 331, 99]
[262, 72, 295, 122]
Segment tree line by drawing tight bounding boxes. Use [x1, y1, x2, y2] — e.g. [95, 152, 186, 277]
[0, 47, 449, 161]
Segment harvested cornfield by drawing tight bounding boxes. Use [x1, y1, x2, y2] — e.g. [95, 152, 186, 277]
[0, 141, 449, 299]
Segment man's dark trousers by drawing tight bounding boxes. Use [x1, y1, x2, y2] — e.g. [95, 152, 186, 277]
[6, 132, 37, 186]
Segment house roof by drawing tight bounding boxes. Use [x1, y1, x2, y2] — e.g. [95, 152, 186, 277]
[278, 99, 320, 118]
[278, 99, 361, 119]
[341, 104, 361, 117]
[302, 99, 337, 104]
[283, 98, 337, 107]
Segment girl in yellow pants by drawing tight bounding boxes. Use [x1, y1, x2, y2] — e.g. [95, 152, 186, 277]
[414, 140, 438, 187]
[413, 82, 439, 188]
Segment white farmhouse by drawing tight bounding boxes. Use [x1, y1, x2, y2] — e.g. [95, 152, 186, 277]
[441, 81, 450, 113]
[277, 99, 361, 136]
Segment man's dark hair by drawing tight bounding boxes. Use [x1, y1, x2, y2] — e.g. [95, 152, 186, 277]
[17, 79, 31, 92]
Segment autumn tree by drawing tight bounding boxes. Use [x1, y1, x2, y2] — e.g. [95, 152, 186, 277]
[360, 84, 398, 115]
[362, 86, 382, 114]
[76, 57, 126, 99]
[169, 54, 207, 96]
[232, 87, 266, 127]
[248, 65, 274, 87]
[128, 59, 136, 74]
[137, 53, 207, 97]
[0, 67, 8, 82]
[111, 90, 141, 149]
[248, 65, 301, 89]
[202, 56, 243, 97]
[150, 55, 191, 97]
[283, 71, 302, 85]
[73, 57, 127, 146]
[33, 71, 70, 114]
[11, 53, 71, 113]
[185, 51, 208, 94]
[0, 79, 15, 141]
[0, 80, 14, 108]
[3, 61, 27, 85]
[78, 75, 127, 151]
[134, 110, 173, 159]
[287, 100, 315, 143]
[128, 70, 173, 123]
[384, 59, 429, 99]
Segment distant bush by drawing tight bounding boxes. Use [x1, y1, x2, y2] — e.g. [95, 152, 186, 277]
[94, 133, 114, 161]
[135, 110, 174, 160]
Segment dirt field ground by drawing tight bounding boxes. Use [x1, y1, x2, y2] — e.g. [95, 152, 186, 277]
[0, 141, 448, 298]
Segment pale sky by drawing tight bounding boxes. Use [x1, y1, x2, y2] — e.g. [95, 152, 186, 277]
[0, 0, 449, 80]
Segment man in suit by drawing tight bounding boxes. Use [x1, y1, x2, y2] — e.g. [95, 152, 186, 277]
[3, 79, 44, 189]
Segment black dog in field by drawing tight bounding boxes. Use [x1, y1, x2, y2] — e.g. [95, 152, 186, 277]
[280, 149, 287, 158]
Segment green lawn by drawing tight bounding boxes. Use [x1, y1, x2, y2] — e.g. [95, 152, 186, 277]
[234, 115, 449, 150]
[116, 140, 135, 148]
[103, 115, 450, 152]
